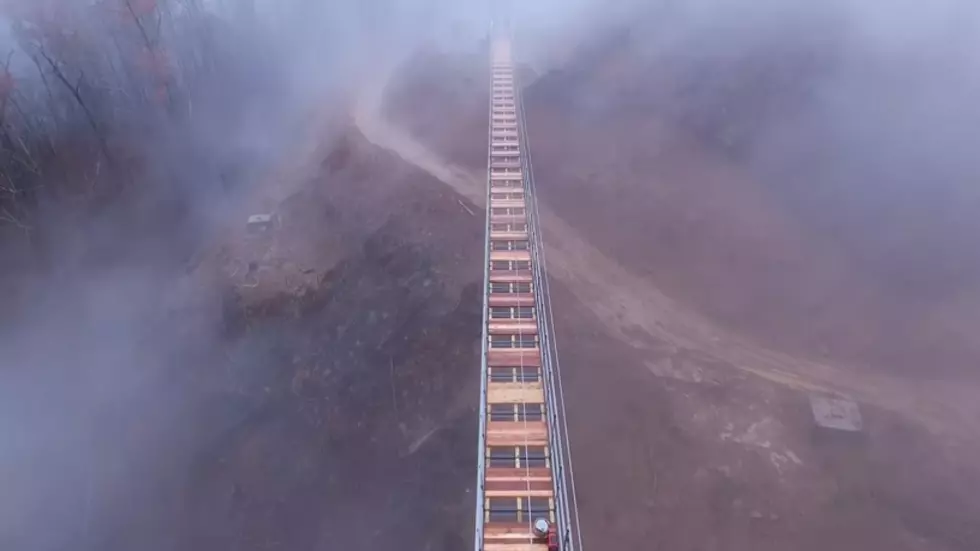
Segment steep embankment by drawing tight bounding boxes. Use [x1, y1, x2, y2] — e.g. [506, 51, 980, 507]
[0, 125, 486, 551]
[524, 20, 980, 382]
[181, 128, 487, 551]
[374, 20, 980, 551]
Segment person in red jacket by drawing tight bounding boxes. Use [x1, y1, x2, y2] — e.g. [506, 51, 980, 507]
[547, 525, 560, 551]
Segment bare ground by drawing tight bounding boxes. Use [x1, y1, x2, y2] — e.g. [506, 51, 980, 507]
[4, 37, 979, 551]
[376, 48, 980, 551]
[0, 119, 486, 550]
[178, 127, 488, 551]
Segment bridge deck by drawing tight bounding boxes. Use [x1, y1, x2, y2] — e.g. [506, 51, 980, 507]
[476, 35, 579, 551]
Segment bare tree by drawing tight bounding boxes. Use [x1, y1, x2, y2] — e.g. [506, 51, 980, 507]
[37, 49, 113, 165]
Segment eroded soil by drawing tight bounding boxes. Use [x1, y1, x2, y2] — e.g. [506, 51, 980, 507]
[378, 46, 980, 551]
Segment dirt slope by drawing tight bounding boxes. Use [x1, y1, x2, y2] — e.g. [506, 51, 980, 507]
[179, 128, 487, 551]
[0, 122, 486, 551]
[376, 38, 980, 551]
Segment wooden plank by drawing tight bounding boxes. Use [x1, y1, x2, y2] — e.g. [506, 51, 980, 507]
[489, 199, 526, 208]
[487, 295, 536, 307]
[488, 322, 538, 335]
[482, 544, 547, 551]
[487, 315, 537, 327]
[487, 352, 540, 368]
[488, 213, 527, 223]
[488, 231, 529, 241]
[487, 466, 551, 479]
[487, 349, 541, 368]
[486, 296, 535, 307]
[485, 524, 537, 537]
[487, 384, 545, 404]
[486, 270, 531, 282]
[488, 270, 533, 280]
[489, 250, 531, 262]
[485, 478, 554, 495]
[486, 421, 549, 446]
[485, 475, 552, 483]
[484, 481, 553, 494]
[488, 272, 533, 283]
[488, 221, 528, 230]
[485, 534, 536, 543]
[488, 272, 532, 283]
[485, 419, 549, 435]
[485, 469, 552, 482]
[487, 353, 541, 368]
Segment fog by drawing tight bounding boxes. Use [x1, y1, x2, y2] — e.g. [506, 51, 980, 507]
[2, 0, 980, 549]
[0, 1, 494, 549]
[523, 0, 980, 293]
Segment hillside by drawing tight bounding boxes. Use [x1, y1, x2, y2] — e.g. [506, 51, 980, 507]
[381, 5, 980, 549]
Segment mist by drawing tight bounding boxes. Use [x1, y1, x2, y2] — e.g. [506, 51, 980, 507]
[3, 0, 980, 549]
[522, 0, 980, 294]
[0, 0, 490, 549]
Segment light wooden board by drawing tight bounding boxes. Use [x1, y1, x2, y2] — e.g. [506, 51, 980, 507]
[487, 384, 545, 404]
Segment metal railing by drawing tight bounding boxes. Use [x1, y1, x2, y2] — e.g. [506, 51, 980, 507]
[515, 41, 585, 551]
[473, 41, 494, 551]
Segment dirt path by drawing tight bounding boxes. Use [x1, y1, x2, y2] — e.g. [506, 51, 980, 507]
[354, 76, 980, 444]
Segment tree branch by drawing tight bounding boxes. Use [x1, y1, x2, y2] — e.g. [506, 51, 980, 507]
[0, 206, 31, 232]
[0, 50, 14, 128]
[30, 54, 58, 123]
[38, 49, 113, 166]
[125, 0, 156, 51]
